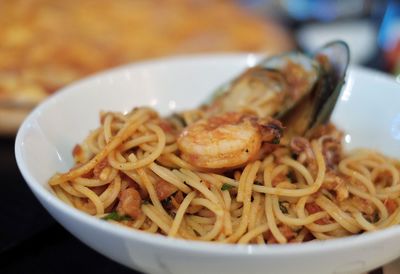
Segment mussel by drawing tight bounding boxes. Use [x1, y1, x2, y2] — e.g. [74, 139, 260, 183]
[205, 40, 350, 137]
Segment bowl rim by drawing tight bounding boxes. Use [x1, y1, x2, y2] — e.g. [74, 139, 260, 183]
[15, 53, 400, 255]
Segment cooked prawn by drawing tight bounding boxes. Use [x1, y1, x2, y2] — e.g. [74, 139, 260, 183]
[177, 112, 282, 169]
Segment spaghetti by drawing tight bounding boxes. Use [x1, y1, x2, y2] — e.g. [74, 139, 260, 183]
[49, 107, 400, 244]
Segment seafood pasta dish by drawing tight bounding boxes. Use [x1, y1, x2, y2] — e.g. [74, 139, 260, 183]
[48, 42, 400, 244]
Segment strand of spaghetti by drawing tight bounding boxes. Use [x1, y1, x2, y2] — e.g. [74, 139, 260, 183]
[377, 204, 400, 229]
[295, 196, 341, 233]
[119, 135, 157, 151]
[132, 213, 147, 229]
[144, 220, 159, 233]
[140, 142, 178, 155]
[347, 185, 388, 221]
[149, 163, 191, 193]
[197, 172, 223, 188]
[86, 128, 102, 154]
[187, 215, 216, 224]
[169, 191, 197, 237]
[280, 157, 314, 185]
[179, 218, 197, 239]
[254, 197, 266, 244]
[190, 198, 224, 241]
[237, 163, 252, 202]
[73, 183, 104, 215]
[142, 204, 171, 234]
[60, 181, 85, 197]
[372, 163, 399, 186]
[339, 158, 376, 194]
[108, 123, 166, 170]
[53, 186, 73, 206]
[49, 109, 150, 185]
[222, 189, 233, 236]
[103, 113, 114, 143]
[293, 228, 309, 243]
[271, 195, 328, 226]
[185, 217, 208, 236]
[312, 232, 333, 240]
[263, 161, 286, 243]
[265, 195, 286, 243]
[238, 224, 269, 244]
[315, 196, 360, 234]
[72, 169, 117, 187]
[99, 175, 121, 208]
[225, 161, 260, 243]
[162, 153, 197, 170]
[248, 192, 261, 230]
[352, 211, 377, 231]
[121, 170, 146, 191]
[136, 167, 170, 220]
[174, 169, 219, 204]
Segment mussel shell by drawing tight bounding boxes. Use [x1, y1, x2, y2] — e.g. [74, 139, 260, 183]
[281, 41, 350, 138]
[206, 52, 320, 119]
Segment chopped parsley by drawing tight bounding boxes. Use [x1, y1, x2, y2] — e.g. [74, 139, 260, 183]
[272, 137, 280, 145]
[287, 171, 296, 183]
[221, 183, 233, 191]
[279, 201, 289, 214]
[102, 211, 132, 221]
[161, 197, 172, 208]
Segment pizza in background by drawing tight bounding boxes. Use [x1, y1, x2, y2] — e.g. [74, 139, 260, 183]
[0, 0, 293, 134]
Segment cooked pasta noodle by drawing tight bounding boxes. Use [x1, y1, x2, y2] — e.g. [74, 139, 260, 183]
[49, 106, 400, 244]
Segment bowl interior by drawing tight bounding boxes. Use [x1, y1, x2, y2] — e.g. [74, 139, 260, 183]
[15, 54, 400, 255]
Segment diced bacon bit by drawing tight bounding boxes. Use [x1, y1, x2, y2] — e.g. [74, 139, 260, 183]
[186, 204, 203, 214]
[375, 171, 393, 186]
[170, 191, 184, 209]
[351, 196, 375, 216]
[272, 172, 287, 187]
[265, 224, 296, 244]
[158, 120, 175, 134]
[305, 202, 331, 225]
[197, 208, 214, 217]
[72, 144, 84, 163]
[384, 199, 398, 215]
[92, 185, 107, 195]
[302, 230, 315, 242]
[117, 187, 142, 219]
[322, 172, 349, 202]
[200, 180, 211, 189]
[305, 202, 322, 214]
[93, 158, 108, 178]
[121, 173, 148, 200]
[155, 179, 178, 200]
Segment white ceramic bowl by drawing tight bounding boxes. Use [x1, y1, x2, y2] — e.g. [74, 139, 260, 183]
[15, 54, 400, 274]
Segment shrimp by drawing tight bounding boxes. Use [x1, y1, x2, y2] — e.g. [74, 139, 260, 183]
[177, 112, 282, 169]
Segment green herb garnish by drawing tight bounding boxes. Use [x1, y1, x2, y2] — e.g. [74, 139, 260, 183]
[221, 183, 233, 191]
[272, 137, 280, 145]
[102, 211, 132, 221]
[287, 171, 296, 183]
[279, 201, 289, 214]
[161, 197, 172, 208]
